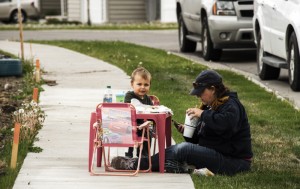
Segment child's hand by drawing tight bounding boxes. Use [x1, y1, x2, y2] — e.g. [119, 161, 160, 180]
[137, 121, 151, 130]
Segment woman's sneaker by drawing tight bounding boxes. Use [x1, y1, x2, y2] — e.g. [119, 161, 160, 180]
[111, 156, 137, 170]
[164, 160, 194, 173]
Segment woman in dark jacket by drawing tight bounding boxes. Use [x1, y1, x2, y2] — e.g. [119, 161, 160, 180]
[112, 70, 253, 176]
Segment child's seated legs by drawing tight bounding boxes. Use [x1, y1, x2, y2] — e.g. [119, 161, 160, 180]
[125, 129, 152, 158]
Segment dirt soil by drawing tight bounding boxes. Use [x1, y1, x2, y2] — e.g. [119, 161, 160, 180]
[0, 76, 23, 174]
[0, 76, 23, 127]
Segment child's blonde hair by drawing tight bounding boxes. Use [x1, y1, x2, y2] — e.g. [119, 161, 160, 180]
[131, 67, 152, 83]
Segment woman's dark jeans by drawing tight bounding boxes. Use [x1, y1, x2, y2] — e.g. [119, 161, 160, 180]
[138, 142, 251, 175]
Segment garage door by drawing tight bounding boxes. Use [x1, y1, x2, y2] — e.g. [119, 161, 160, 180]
[40, 0, 62, 16]
[107, 0, 146, 23]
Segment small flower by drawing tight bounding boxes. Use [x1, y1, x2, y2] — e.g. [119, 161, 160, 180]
[38, 117, 44, 122]
[19, 109, 25, 114]
[139, 62, 143, 65]
[30, 101, 37, 107]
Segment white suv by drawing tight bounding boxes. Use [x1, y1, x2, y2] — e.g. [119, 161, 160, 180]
[176, 0, 255, 61]
[253, 0, 300, 91]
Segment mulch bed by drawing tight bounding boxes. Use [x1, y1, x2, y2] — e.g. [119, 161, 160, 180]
[0, 76, 23, 174]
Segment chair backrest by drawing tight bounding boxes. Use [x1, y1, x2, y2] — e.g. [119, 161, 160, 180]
[149, 95, 160, 105]
[96, 103, 137, 147]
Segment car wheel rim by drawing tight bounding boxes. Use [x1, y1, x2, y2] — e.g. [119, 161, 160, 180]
[13, 14, 18, 22]
[258, 37, 264, 72]
[290, 43, 295, 82]
[13, 12, 24, 22]
[203, 28, 207, 55]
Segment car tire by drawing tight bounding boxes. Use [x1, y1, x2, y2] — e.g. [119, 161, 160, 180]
[256, 30, 280, 80]
[10, 10, 27, 23]
[178, 14, 197, 52]
[201, 16, 222, 61]
[287, 32, 300, 91]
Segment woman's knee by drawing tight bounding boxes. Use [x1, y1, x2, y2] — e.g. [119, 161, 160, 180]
[176, 142, 191, 150]
[173, 142, 194, 159]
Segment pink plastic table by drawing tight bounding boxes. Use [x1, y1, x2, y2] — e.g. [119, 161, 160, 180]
[136, 112, 172, 173]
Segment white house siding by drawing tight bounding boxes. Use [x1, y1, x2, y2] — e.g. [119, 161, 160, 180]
[90, 0, 106, 24]
[65, 0, 176, 24]
[67, 0, 82, 22]
[107, 0, 146, 23]
[160, 0, 176, 22]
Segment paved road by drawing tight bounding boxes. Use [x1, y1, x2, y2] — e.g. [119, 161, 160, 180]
[0, 30, 298, 109]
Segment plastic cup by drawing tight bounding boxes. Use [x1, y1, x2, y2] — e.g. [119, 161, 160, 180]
[116, 94, 125, 102]
[183, 125, 196, 138]
[184, 113, 198, 127]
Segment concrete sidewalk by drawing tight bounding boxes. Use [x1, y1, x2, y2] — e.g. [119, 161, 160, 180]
[0, 41, 194, 189]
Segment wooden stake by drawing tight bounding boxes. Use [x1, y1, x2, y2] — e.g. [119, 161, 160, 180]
[35, 59, 41, 82]
[18, 7, 24, 61]
[36, 59, 40, 69]
[10, 122, 21, 169]
[30, 43, 33, 59]
[33, 88, 39, 102]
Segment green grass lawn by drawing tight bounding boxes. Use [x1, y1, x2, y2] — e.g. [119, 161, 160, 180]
[0, 22, 178, 30]
[36, 40, 299, 189]
[4, 40, 300, 188]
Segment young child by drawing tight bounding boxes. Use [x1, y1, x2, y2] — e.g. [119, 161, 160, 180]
[124, 66, 153, 158]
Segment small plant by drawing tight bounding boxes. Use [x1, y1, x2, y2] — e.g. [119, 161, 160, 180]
[12, 100, 45, 141]
[22, 59, 34, 75]
[13, 58, 43, 100]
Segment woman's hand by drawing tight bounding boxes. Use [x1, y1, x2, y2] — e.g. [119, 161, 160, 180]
[172, 120, 185, 133]
[186, 108, 203, 119]
[177, 124, 185, 133]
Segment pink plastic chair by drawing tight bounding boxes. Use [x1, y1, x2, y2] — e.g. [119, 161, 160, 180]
[89, 103, 152, 176]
